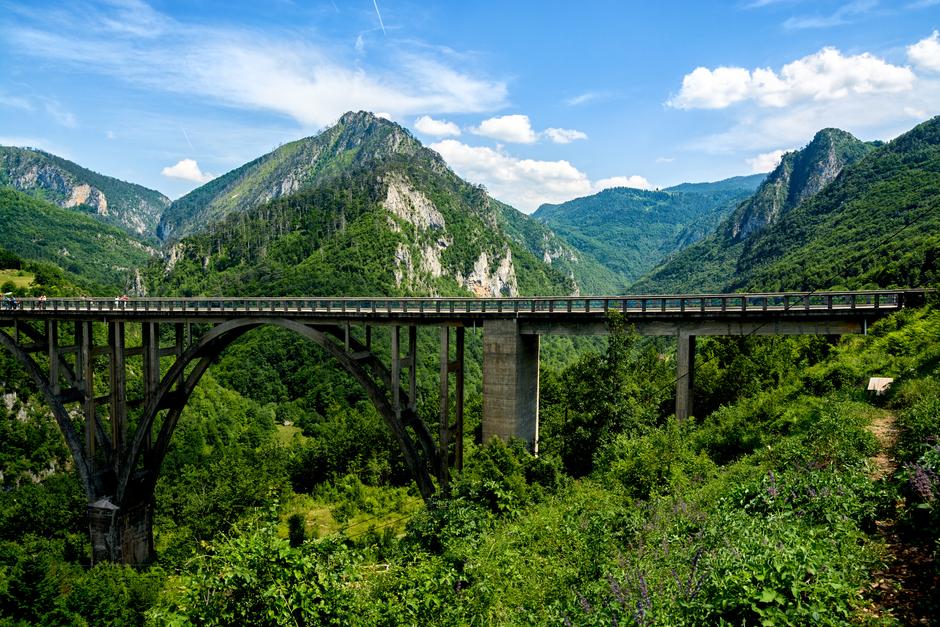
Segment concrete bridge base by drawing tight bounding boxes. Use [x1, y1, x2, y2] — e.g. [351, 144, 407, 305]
[88, 498, 154, 565]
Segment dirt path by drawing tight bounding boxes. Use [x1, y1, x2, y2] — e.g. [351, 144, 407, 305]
[867, 411, 898, 481]
[861, 412, 938, 624]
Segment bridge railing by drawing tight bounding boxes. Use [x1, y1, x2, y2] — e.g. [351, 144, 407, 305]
[2, 290, 923, 316]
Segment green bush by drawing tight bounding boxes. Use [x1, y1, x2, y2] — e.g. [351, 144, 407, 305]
[598, 418, 717, 499]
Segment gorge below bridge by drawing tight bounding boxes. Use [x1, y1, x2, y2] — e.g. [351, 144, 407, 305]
[0, 289, 926, 564]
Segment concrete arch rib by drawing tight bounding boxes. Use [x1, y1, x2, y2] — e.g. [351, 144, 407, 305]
[0, 328, 98, 498]
[120, 318, 438, 504]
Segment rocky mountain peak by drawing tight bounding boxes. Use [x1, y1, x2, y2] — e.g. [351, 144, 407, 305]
[157, 111, 440, 241]
[729, 128, 873, 241]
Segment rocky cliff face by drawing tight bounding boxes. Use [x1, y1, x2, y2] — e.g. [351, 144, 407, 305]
[0, 146, 169, 238]
[730, 129, 875, 241]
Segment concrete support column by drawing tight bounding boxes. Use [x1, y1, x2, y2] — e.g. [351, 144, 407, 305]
[483, 319, 540, 452]
[47, 320, 59, 395]
[108, 322, 127, 458]
[142, 322, 160, 454]
[79, 321, 95, 465]
[676, 332, 696, 421]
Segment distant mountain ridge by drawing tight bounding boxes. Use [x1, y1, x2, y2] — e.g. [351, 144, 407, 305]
[632, 121, 939, 293]
[531, 175, 764, 285]
[0, 146, 170, 238]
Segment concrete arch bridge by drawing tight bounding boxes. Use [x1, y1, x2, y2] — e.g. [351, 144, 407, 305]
[0, 289, 924, 563]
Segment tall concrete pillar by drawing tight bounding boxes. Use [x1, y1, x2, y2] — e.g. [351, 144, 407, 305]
[676, 332, 696, 421]
[483, 319, 540, 452]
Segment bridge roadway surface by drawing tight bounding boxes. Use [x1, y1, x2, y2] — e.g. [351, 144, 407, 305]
[3, 289, 921, 327]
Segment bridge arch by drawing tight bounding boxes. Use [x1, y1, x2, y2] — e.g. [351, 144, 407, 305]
[121, 318, 439, 504]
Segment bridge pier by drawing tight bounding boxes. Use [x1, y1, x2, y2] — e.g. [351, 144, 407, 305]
[675, 332, 696, 421]
[482, 319, 540, 452]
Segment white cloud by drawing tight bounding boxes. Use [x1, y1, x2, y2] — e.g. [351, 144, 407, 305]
[543, 127, 588, 144]
[414, 114, 461, 137]
[471, 115, 587, 144]
[594, 176, 654, 192]
[472, 114, 538, 143]
[656, 156, 675, 163]
[429, 139, 652, 212]
[374, 111, 393, 120]
[908, 31, 940, 73]
[6, 3, 508, 129]
[431, 140, 590, 211]
[564, 91, 601, 106]
[669, 46, 915, 110]
[161, 158, 214, 183]
[745, 149, 790, 173]
[675, 35, 940, 155]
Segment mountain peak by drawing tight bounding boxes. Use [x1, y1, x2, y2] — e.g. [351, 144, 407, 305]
[156, 111, 430, 241]
[729, 127, 873, 241]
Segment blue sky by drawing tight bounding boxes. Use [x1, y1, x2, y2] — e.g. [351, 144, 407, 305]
[2, 0, 940, 212]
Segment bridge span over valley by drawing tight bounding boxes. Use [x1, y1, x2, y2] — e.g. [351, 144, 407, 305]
[0, 289, 925, 563]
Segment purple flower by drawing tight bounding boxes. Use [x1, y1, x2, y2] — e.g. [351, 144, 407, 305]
[907, 463, 937, 502]
[579, 594, 592, 614]
[608, 574, 626, 605]
[766, 471, 779, 499]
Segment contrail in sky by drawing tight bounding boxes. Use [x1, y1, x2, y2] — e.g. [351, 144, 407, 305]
[180, 124, 194, 151]
[372, 0, 386, 35]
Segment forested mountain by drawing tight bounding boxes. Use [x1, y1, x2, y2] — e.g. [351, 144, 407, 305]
[632, 125, 909, 293]
[664, 173, 765, 195]
[531, 176, 762, 284]
[0, 188, 156, 290]
[151, 111, 586, 297]
[727, 128, 875, 242]
[0, 146, 169, 238]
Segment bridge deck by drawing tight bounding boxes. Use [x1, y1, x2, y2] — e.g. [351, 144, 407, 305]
[0, 290, 924, 325]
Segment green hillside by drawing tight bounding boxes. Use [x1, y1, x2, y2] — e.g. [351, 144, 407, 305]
[493, 198, 626, 294]
[0, 146, 170, 238]
[0, 187, 155, 290]
[532, 179, 760, 284]
[735, 118, 940, 291]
